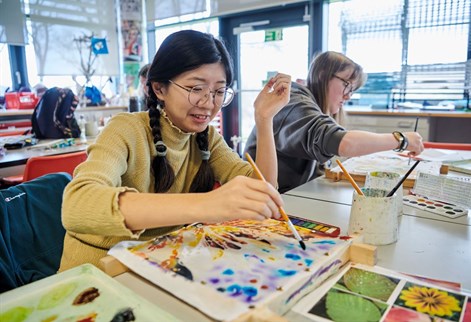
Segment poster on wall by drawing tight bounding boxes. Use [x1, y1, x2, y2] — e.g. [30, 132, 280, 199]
[124, 61, 141, 95]
[122, 20, 142, 62]
[120, 0, 142, 21]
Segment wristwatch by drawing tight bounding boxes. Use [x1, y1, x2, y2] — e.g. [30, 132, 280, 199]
[392, 131, 409, 152]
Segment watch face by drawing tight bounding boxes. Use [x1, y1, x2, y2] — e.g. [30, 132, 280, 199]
[392, 132, 404, 152]
[393, 131, 402, 142]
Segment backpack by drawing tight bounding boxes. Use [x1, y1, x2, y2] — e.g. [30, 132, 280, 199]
[31, 87, 81, 139]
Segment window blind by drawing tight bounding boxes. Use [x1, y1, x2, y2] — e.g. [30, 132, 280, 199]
[338, 0, 470, 107]
[0, 0, 28, 45]
[28, 0, 119, 76]
[146, 0, 306, 21]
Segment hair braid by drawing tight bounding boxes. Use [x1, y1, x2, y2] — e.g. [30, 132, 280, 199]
[189, 127, 215, 192]
[148, 93, 175, 192]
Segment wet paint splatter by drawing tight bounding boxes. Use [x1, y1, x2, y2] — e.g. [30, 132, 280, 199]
[222, 269, 234, 275]
[73, 287, 100, 305]
[110, 308, 135, 322]
[285, 253, 301, 261]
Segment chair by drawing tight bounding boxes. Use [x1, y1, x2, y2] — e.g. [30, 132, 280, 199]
[0, 172, 72, 292]
[1, 150, 87, 185]
[210, 111, 223, 135]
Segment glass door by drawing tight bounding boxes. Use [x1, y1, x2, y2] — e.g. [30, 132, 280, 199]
[238, 25, 309, 152]
[219, 3, 312, 154]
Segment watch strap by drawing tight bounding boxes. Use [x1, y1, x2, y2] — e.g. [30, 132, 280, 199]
[392, 131, 408, 152]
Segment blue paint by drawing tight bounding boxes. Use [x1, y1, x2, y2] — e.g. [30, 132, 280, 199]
[209, 277, 220, 284]
[312, 240, 336, 245]
[277, 269, 297, 276]
[222, 268, 234, 275]
[226, 284, 258, 299]
[304, 259, 313, 266]
[227, 284, 242, 295]
[242, 286, 258, 297]
[285, 253, 301, 260]
[244, 254, 265, 263]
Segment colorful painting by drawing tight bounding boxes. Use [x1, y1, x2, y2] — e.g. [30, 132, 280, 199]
[0, 264, 180, 322]
[109, 218, 352, 321]
[293, 263, 470, 322]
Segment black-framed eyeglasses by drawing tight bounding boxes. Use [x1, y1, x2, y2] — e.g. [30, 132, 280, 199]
[333, 75, 354, 96]
[168, 80, 235, 108]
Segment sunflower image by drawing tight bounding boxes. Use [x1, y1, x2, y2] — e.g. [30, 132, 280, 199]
[397, 282, 463, 321]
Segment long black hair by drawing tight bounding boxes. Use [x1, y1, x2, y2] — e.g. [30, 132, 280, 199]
[145, 30, 234, 193]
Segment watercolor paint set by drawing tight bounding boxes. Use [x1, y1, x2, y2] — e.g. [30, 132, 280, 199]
[402, 194, 469, 218]
[288, 215, 341, 237]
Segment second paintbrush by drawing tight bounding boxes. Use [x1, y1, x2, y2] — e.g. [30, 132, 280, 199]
[244, 153, 306, 250]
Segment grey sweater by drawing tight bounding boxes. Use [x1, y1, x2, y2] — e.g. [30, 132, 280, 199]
[244, 82, 347, 193]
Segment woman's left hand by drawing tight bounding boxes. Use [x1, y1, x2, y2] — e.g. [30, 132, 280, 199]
[253, 73, 291, 122]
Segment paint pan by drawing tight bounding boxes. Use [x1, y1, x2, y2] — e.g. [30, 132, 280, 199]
[402, 195, 468, 218]
[288, 215, 341, 237]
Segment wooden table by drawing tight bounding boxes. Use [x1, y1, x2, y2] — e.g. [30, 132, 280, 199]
[113, 193, 471, 321]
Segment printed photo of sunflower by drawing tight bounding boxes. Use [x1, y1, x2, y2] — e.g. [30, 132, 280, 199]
[394, 282, 465, 322]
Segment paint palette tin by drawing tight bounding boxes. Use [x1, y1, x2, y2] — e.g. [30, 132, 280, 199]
[402, 194, 469, 218]
[288, 215, 341, 237]
[0, 264, 178, 321]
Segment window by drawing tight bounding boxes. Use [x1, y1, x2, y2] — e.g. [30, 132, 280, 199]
[327, 0, 471, 109]
[153, 18, 219, 51]
[0, 44, 13, 96]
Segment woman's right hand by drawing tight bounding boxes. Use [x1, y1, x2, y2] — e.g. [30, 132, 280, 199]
[196, 176, 283, 223]
[253, 73, 291, 123]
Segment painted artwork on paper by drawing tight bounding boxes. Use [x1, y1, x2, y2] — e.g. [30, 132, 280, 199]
[293, 264, 470, 322]
[330, 152, 442, 179]
[109, 218, 351, 321]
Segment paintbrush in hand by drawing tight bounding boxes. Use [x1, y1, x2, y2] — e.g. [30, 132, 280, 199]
[408, 117, 419, 165]
[245, 153, 306, 250]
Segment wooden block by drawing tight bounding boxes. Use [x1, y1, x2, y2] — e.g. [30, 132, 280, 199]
[231, 306, 289, 322]
[440, 164, 449, 175]
[349, 243, 377, 266]
[99, 255, 129, 277]
[325, 168, 417, 188]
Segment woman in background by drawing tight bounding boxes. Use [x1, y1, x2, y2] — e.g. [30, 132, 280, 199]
[59, 30, 291, 270]
[244, 51, 424, 193]
[138, 63, 151, 110]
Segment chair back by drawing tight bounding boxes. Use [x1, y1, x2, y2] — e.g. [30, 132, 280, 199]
[23, 150, 87, 181]
[423, 142, 471, 151]
[0, 172, 72, 292]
